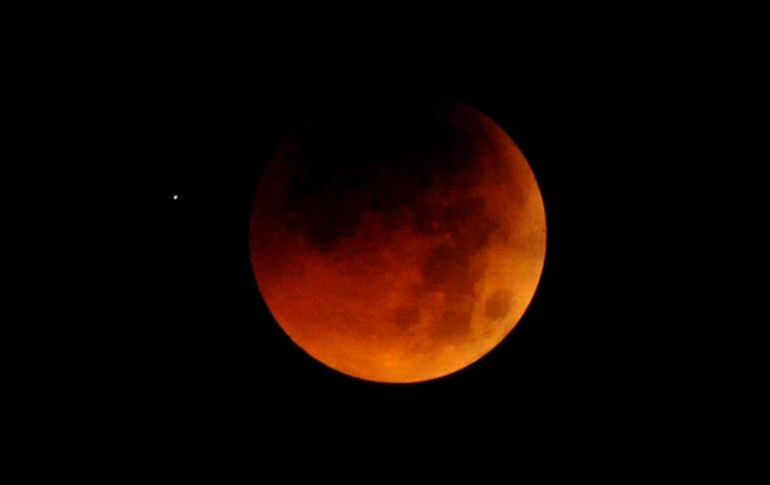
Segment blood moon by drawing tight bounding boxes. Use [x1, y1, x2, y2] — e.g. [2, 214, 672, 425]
[250, 99, 546, 383]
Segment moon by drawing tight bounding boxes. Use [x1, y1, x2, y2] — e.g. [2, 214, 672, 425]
[250, 99, 546, 383]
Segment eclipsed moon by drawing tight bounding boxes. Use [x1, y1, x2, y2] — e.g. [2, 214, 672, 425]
[250, 99, 546, 383]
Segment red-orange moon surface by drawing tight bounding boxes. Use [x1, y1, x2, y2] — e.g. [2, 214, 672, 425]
[250, 100, 546, 383]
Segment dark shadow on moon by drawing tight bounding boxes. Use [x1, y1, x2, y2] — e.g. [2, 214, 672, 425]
[273, 100, 492, 254]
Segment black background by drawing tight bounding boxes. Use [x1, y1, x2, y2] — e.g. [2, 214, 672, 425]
[47, 4, 758, 476]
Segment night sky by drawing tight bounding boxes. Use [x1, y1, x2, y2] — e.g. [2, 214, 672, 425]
[47, 4, 756, 476]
